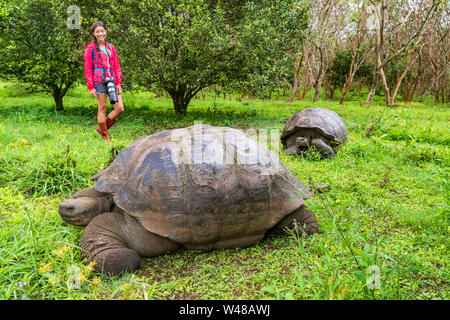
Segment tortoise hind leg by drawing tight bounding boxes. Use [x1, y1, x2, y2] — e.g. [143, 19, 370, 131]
[311, 138, 334, 158]
[121, 213, 180, 258]
[273, 206, 319, 236]
[80, 212, 179, 276]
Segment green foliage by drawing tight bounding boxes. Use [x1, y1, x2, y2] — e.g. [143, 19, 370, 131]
[0, 0, 86, 110]
[0, 81, 448, 300]
[109, 0, 309, 114]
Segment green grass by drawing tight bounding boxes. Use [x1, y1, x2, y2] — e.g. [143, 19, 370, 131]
[0, 80, 448, 300]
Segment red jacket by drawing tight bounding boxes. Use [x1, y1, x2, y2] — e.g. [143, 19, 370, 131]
[84, 41, 122, 91]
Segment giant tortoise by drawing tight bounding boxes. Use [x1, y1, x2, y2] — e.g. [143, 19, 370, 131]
[281, 107, 348, 158]
[59, 124, 318, 275]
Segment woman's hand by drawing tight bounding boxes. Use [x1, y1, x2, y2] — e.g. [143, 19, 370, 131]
[116, 85, 122, 95]
[90, 89, 97, 98]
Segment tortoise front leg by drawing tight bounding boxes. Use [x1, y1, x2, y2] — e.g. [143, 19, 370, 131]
[311, 138, 334, 158]
[80, 212, 179, 275]
[274, 205, 319, 236]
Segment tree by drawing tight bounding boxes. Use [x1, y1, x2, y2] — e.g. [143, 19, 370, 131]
[110, 0, 309, 115]
[337, 1, 371, 104]
[363, 0, 442, 106]
[0, 0, 86, 110]
[328, 49, 372, 100]
[283, 51, 305, 102]
[302, 0, 346, 102]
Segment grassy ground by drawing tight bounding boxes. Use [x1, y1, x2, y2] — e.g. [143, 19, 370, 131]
[0, 80, 448, 300]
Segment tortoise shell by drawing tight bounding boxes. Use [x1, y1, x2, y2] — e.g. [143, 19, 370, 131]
[281, 107, 348, 147]
[92, 125, 310, 249]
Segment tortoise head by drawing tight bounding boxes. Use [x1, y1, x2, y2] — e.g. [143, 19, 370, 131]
[59, 197, 108, 226]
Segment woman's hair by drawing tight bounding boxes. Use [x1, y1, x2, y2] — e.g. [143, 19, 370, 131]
[90, 21, 106, 65]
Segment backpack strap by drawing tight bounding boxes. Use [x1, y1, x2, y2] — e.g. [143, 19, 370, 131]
[104, 42, 114, 75]
[91, 48, 95, 70]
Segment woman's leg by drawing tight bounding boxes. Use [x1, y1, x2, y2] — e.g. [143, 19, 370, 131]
[96, 94, 111, 141]
[106, 93, 124, 122]
[96, 94, 108, 123]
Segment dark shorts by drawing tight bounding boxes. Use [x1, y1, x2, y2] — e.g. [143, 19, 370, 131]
[94, 81, 107, 94]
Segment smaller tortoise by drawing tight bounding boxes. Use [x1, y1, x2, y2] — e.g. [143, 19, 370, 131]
[59, 125, 319, 276]
[281, 107, 348, 158]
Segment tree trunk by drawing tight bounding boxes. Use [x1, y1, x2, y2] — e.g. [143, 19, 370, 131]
[201, 88, 206, 101]
[339, 79, 352, 104]
[52, 84, 71, 111]
[434, 81, 441, 103]
[288, 79, 299, 102]
[297, 78, 304, 100]
[313, 74, 323, 102]
[283, 77, 293, 99]
[330, 86, 335, 100]
[313, 46, 324, 102]
[419, 79, 427, 102]
[53, 92, 64, 111]
[215, 84, 220, 97]
[168, 89, 193, 116]
[323, 74, 330, 100]
[340, 42, 358, 104]
[379, 67, 391, 106]
[390, 49, 415, 105]
[404, 74, 420, 102]
[247, 88, 254, 100]
[364, 69, 379, 106]
[301, 81, 309, 100]
[288, 54, 304, 102]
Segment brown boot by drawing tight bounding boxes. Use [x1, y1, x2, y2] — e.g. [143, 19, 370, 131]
[106, 116, 116, 129]
[96, 122, 111, 141]
[96, 117, 116, 135]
